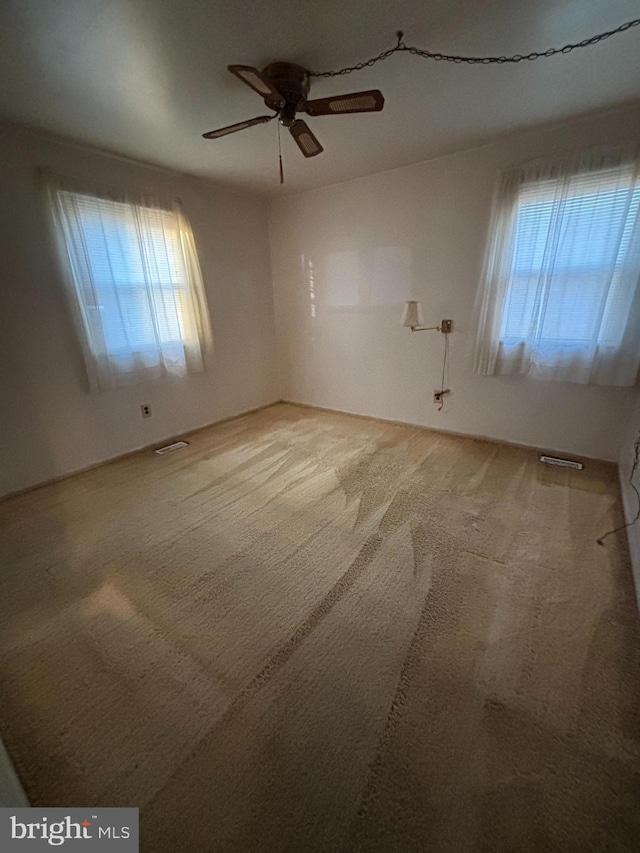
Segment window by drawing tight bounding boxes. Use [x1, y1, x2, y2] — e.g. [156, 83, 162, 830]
[49, 183, 212, 392]
[475, 146, 640, 386]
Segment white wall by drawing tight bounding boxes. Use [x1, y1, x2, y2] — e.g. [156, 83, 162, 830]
[269, 103, 640, 462]
[0, 124, 279, 498]
[619, 392, 640, 601]
[3, 105, 640, 501]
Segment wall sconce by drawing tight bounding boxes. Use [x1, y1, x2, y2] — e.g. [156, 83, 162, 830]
[401, 301, 453, 409]
[400, 301, 452, 334]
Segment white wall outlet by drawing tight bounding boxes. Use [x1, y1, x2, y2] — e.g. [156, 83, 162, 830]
[140, 404, 152, 418]
[433, 389, 451, 405]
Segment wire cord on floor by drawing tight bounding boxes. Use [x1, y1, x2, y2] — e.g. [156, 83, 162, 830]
[597, 430, 640, 546]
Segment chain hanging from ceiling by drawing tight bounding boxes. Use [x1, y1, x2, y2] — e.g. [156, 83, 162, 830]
[308, 19, 640, 77]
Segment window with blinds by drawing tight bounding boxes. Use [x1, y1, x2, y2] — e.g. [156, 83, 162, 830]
[501, 171, 640, 348]
[50, 186, 211, 391]
[474, 147, 640, 385]
[59, 192, 189, 353]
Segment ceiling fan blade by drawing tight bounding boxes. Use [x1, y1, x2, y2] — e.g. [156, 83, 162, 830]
[289, 120, 324, 158]
[228, 65, 285, 105]
[305, 89, 385, 116]
[202, 115, 274, 139]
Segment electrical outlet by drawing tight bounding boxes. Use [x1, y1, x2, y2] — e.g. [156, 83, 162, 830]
[433, 389, 451, 404]
[140, 404, 152, 418]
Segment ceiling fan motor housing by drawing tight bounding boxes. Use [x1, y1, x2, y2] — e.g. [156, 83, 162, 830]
[262, 62, 310, 124]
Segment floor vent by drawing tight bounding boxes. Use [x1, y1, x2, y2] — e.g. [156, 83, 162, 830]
[154, 441, 189, 456]
[540, 455, 583, 470]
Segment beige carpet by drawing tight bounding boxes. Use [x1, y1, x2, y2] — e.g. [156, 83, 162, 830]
[0, 403, 639, 851]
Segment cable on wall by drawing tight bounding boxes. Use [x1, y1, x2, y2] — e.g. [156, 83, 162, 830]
[597, 430, 640, 546]
[309, 20, 640, 77]
[438, 332, 450, 411]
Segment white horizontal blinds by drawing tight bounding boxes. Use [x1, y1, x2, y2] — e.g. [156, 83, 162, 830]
[475, 144, 640, 386]
[52, 186, 211, 391]
[600, 183, 640, 344]
[502, 166, 640, 346]
[133, 203, 190, 365]
[59, 192, 185, 355]
[501, 178, 558, 342]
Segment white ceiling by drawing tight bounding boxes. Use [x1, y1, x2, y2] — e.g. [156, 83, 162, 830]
[1, 0, 639, 195]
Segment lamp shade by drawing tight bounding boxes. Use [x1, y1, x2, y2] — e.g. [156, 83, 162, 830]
[401, 300, 425, 328]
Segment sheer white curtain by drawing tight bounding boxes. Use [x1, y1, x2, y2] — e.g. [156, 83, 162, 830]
[474, 145, 640, 386]
[48, 177, 212, 392]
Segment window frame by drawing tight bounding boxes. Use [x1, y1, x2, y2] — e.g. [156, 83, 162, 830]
[498, 173, 640, 350]
[47, 175, 212, 392]
[473, 144, 640, 386]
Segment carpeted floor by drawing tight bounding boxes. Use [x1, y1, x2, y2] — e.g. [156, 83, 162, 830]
[0, 403, 639, 851]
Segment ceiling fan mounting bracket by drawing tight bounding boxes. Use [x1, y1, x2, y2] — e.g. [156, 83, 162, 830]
[261, 62, 311, 116]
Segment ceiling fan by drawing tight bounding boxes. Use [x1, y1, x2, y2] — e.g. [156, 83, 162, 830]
[202, 62, 384, 158]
